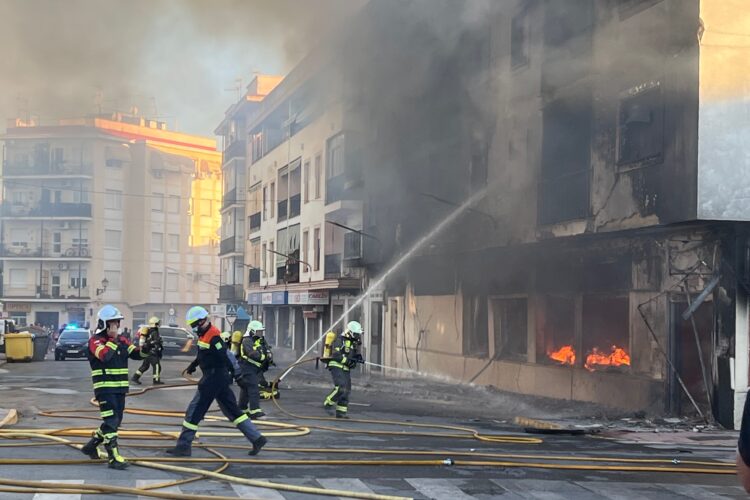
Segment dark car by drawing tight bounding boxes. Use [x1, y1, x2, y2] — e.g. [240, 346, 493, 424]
[136, 325, 196, 356]
[54, 328, 91, 360]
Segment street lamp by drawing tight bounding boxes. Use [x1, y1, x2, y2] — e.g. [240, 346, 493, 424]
[95, 277, 109, 297]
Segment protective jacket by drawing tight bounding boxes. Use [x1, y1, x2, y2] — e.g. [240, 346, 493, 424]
[141, 328, 164, 359]
[327, 335, 359, 372]
[186, 325, 234, 376]
[239, 335, 266, 373]
[88, 332, 145, 396]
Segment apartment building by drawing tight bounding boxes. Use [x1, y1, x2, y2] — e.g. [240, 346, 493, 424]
[346, 0, 750, 427]
[216, 75, 282, 332]
[0, 114, 221, 331]
[222, 61, 366, 354]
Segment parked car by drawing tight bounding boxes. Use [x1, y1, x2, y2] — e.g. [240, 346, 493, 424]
[54, 328, 91, 361]
[135, 325, 196, 356]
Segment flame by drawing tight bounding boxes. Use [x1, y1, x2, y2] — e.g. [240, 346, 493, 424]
[548, 345, 575, 365]
[584, 345, 631, 371]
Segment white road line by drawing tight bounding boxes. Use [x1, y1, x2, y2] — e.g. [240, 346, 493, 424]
[492, 479, 593, 500]
[405, 478, 476, 500]
[32, 479, 84, 500]
[231, 482, 286, 499]
[136, 479, 182, 499]
[317, 478, 377, 499]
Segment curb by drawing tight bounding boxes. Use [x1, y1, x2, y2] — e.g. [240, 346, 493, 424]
[0, 409, 18, 429]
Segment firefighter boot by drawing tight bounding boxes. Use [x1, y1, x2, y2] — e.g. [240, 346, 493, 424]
[131, 372, 142, 385]
[104, 439, 129, 470]
[153, 380, 165, 386]
[80, 431, 103, 459]
[248, 435, 267, 456]
[165, 445, 191, 457]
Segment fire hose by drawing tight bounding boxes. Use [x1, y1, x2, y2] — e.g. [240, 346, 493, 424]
[0, 359, 736, 499]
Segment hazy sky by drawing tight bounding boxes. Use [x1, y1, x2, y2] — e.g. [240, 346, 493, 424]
[0, 0, 362, 138]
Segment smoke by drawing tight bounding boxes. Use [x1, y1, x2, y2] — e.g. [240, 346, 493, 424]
[0, 0, 363, 136]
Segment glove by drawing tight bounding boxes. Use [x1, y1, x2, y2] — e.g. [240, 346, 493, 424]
[186, 365, 196, 375]
[353, 354, 365, 364]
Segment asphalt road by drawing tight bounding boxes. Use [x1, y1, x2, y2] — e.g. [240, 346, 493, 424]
[0, 354, 744, 499]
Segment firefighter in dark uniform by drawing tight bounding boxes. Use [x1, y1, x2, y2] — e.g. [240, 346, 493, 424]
[132, 316, 164, 385]
[323, 321, 364, 419]
[258, 331, 278, 399]
[80, 305, 150, 469]
[166, 306, 266, 457]
[238, 320, 267, 419]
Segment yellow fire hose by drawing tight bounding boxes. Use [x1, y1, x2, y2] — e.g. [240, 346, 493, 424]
[0, 358, 736, 499]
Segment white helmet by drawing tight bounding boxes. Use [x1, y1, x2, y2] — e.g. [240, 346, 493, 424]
[97, 304, 124, 332]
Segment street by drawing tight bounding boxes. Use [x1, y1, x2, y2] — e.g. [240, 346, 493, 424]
[0, 353, 744, 499]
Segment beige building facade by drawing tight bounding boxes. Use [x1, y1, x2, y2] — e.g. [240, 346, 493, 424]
[0, 114, 221, 331]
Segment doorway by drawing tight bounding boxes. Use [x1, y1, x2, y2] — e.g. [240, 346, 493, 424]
[36, 311, 59, 331]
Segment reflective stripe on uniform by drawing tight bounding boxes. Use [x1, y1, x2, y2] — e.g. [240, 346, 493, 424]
[105, 342, 118, 350]
[182, 420, 199, 431]
[327, 361, 349, 371]
[197, 341, 210, 349]
[92, 368, 128, 376]
[91, 369, 104, 376]
[336, 405, 348, 413]
[248, 408, 264, 415]
[215, 342, 223, 350]
[100, 409, 114, 418]
[93, 381, 130, 389]
[127, 344, 136, 353]
[95, 345, 107, 358]
[233, 413, 249, 425]
[325, 386, 340, 406]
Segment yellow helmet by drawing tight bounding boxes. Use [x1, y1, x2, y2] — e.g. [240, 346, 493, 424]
[148, 316, 160, 328]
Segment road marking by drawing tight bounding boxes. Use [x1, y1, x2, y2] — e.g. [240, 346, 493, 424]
[136, 479, 182, 499]
[406, 478, 476, 500]
[33, 479, 84, 500]
[25, 388, 79, 395]
[492, 479, 596, 499]
[573, 481, 661, 500]
[317, 478, 377, 499]
[231, 482, 286, 499]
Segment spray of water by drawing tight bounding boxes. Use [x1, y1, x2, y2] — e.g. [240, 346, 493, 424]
[279, 183, 492, 381]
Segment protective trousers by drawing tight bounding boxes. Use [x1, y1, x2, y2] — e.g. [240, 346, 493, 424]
[136, 355, 161, 382]
[324, 366, 351, 415]
[174, 369, 261, 451]
[96, 393, 127, 464]
[237, 368, 262, 417]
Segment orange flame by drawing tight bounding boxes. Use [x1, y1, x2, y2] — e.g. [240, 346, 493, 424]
[584, 345, 631, 371]
[548, 345, 575, 365]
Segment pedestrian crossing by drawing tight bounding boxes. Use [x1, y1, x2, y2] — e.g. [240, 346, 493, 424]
[8, 477, 744, 500]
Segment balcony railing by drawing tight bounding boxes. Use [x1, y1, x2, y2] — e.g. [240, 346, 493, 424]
[222, 188, 237, 209]
[1, 202, 92, 218]
[343, 232, 362, 260]
[223, 140, 246, 162]
[219, 284, 244, 301]
[1, 246, 91, 259]
[3, 162, 93, 177]
[289, 193, 301, 218]
[277, 199, 288, 221]
[248, 212, 261, 232]
[219, 236, 237, 255]
[248, 268, 261, 285]
[324, 253, 342, 279]
[325, 169, 363, 205]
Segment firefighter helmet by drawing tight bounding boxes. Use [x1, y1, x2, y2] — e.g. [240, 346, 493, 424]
[244, 320, 265, 337]
[97, 304, 124, 332]
[148, 316, 160, 328]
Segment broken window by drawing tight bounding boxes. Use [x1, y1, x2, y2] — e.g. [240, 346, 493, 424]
[491, 298, 528, 361]
[617, 82, 663, 166]
[581, 295, 631, 372]
[543, 0, 594, 47]
[536, 296, 576, 366]
[511, 7, 530, 69]
[539, 90, 592, 224]
[462, 294, 489, 357]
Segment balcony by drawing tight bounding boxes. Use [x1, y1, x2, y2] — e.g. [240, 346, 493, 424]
[1, 245, 91, 260]
[248, 268, 261, 285]
[219, 237, 244, 256]
[223, 140, 246, 163]
[248, 212, 261, 233]
[219, 284, 244, 302]
[222, 188, 237, 209]
[343, 232, 362, 261]
[326, 169, 363, 205]
[1, 202, 92, 219]
[2, 162, 93, 177]
[324, 253, 342, 279]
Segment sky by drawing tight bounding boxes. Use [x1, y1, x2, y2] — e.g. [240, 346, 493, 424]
[0, 0, 363, 138]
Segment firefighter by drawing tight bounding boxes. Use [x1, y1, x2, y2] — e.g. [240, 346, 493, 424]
[237, 320, 267, 419]
[257, 326, 278, 400]
[132, 317, 164, 385]
[221, 331, 241, 374]
[80, 305, 150, 469]
[323, 321, 364, 419]
[166, 306, 266, 457]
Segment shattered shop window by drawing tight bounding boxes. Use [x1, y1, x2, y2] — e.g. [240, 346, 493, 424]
[582, 295, 631, 372]
[536, 296, 576, 366]
[617, 82, 663, 166]
[462, 294, 489, 357]
[491, 298, 528, 361]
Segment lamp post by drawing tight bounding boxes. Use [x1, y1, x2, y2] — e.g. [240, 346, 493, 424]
[95, 277, 109, 297]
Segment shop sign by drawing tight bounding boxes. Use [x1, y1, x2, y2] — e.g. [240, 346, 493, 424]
[261, 291, 287, 305]
[288, 290, 329, 305]
[6, 303, 31, 312]
[210, 304, 227, 316]
[370, 291, 384, 302]
[247, 292, 261, 305]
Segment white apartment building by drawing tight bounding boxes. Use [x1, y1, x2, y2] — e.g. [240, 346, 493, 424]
[0, 114, 221, 331]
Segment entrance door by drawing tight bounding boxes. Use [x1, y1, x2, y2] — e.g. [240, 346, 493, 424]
[293, 307, 304, 355]
[370, 301, 383, 370]
[306, 317, 320, 351]
[36, 311, 59, 331]
[278, 307, 290, 348]
[669, 299, 714, 417]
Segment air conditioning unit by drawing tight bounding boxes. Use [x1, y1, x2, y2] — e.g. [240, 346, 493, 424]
[61, 222, 71, 230]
